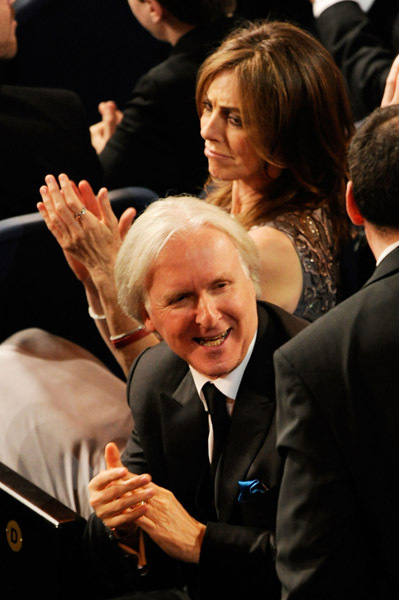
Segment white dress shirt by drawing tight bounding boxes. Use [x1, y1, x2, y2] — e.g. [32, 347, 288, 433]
[190, 333, 257, 462]
[376, 240, 399, 266]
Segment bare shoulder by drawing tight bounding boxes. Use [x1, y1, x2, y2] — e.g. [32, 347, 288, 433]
[249, 225, 302, 312]
[249, 224, 299, 264]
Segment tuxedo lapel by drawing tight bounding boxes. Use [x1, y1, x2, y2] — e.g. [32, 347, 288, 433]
[216, 389, 276, 520]
[166, 370, 276, 523]
[159, 370, 210, 518]
[215, 304, 280, 521]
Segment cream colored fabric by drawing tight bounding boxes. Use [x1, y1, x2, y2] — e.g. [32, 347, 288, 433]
[0, 329, 133, 519]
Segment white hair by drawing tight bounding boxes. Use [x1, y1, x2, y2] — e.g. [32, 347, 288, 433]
[115, 195, 260, 322]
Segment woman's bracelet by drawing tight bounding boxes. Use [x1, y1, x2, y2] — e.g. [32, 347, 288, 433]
[88, 305, 107, 321]
[110, 326, 150, 348]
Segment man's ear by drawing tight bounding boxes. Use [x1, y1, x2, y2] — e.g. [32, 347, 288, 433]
[346, 181, 364, 226]
[147, 0, 164, 24]
[140, 304, 157, 333]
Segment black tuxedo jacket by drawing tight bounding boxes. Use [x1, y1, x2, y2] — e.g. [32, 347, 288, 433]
[84, 301, 306, 600]
[99, 18, 235, 198]
[275, 247, 399, 599]
[315, 0, 399, 120]
[0, 85, 103, 219]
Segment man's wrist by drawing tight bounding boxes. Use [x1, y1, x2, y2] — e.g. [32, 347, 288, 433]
[192, 522, 207, 564]
[106, 523, 140, 551]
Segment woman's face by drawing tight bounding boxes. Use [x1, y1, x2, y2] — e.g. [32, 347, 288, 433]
[200, 70, 267, 187]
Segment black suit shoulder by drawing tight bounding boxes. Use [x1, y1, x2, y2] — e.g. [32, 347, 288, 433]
[257, 300, 308, 339]
[316, 0, 399, 119]
[2, 84, 81, 108]
[0, 85, 103, 218]
[127, 340, 187, 395]
[274, 249, 399, 415]
[278, 249, 399, 349]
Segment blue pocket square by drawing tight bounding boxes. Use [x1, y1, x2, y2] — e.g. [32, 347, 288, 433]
[237, 479, 268, 502]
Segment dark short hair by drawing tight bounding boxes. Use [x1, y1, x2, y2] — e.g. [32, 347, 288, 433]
[348, 105, 399, 229]
[158, 0, 235, 25]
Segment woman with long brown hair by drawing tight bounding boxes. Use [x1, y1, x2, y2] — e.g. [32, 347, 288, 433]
[197, 20, 354, 321]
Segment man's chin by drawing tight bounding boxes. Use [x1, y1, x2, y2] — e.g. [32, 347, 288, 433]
[191, 356, 241, 380]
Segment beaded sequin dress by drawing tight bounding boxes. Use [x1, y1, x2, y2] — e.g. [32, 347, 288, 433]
[255, 208, 339, 322]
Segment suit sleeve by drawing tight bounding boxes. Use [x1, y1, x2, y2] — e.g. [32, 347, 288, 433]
[98, 68, 206, 196]
[274, 348, 370, 600]
[199, 521, 279, 598]
[316, 1, 395, 119]
[99, 74, 167, 191]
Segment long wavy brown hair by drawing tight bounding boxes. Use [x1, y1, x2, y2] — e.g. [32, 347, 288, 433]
[196, 20, 355, 248]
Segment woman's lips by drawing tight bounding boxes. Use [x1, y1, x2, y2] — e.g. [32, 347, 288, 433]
[204, 145, 232, 160]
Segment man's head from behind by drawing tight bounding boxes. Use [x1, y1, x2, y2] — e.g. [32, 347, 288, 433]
[347, 105, 399, 230]
[128, 0, 235, 30]
[0, 0, 17, 59]
[155, 0, 236, 25]
[115, 196, 260, 378]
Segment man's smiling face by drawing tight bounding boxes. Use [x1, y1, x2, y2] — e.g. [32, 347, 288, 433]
[143, 226, 258, 378]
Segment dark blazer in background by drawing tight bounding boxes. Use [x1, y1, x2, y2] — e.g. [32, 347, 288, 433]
[99, 18, 235, 198]
[3, 0, 169, 124]
[275, 247, 399, 599]
[0, 85, 103, 219]
[84, 302, 307, 600]
[315, 0, 399, 120]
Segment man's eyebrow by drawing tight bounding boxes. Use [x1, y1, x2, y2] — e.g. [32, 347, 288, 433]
[162, 289, 190, 303]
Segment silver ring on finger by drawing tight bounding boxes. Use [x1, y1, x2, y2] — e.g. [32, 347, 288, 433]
[74, 206, 87, 220]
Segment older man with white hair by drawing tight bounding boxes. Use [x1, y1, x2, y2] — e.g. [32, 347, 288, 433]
[84, 196, 307, 600]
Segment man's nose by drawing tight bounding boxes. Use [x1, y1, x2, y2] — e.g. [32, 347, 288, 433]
[195, 294, 221, 328]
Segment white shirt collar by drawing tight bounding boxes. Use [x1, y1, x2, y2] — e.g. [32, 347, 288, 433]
[312, 0, 375, 19]
[376, 241, 399, 266]
[189, 332, 257, 405]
